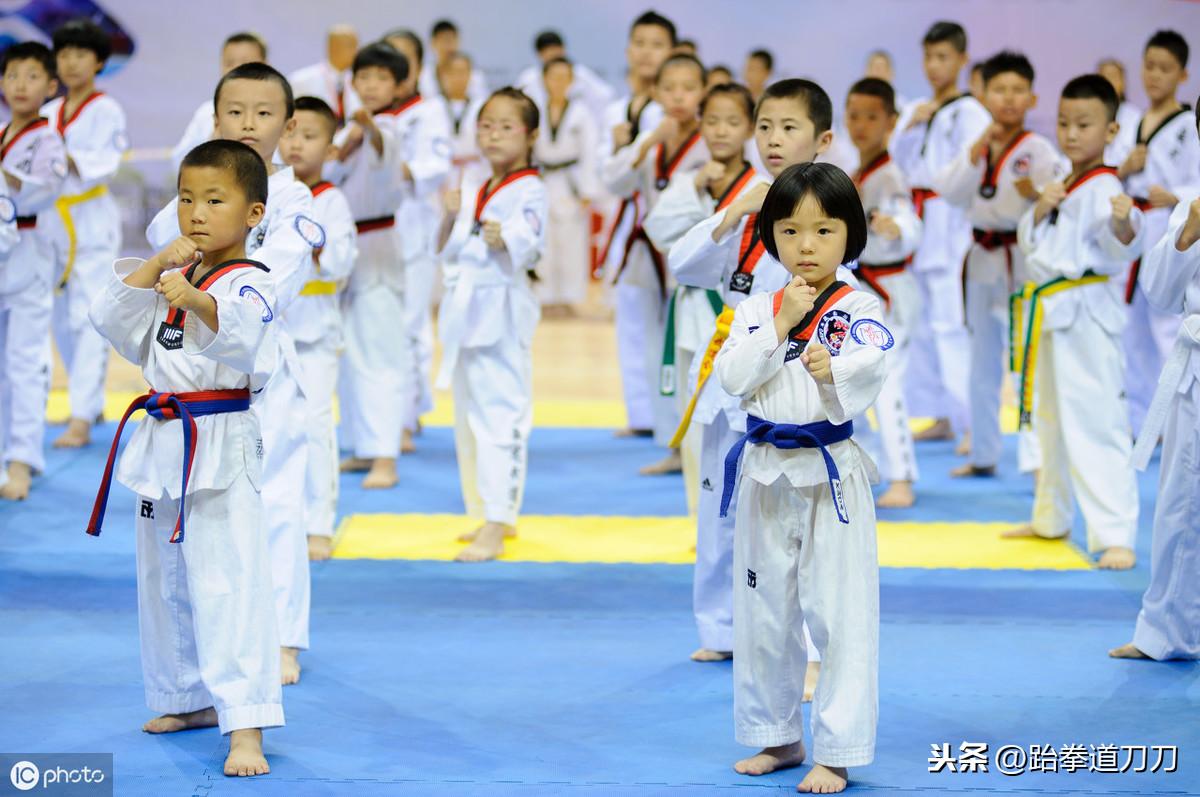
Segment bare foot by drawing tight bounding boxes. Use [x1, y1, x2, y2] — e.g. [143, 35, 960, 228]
[400, 428, 416, 454]
[142, 707, 218, 733]
[950, 463, 996, 478]
[1001, 524, 1067, 540]
[361, 458, 398, 489]
[734, 741, 806, 776]
[614, 427, 654, 438]
[798, 764, 848, 793]
[802, 660, 820, 703]
[52, 418, 91, 448]
[456, 522, 511, 562]
[1098, 547, 1136, 570]
[307, 535, 332, 561]
[0, 461, 33, 501]
[339, 456, 372, 473]
[639, 449, 683, 475]
[913, 417, 953, 442]
[457, 524, 517, 542]
[876, 480, 914, 509]
[1109, 642, 1151, 659]
[954, 431, 971, 457]
[280, 647, 300, 685]
[224, 728, 270, 777]
[690, 648, 732, 662]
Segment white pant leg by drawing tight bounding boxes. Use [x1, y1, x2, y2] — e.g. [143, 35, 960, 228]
[965, 267, 1006, 469]
[1133, 379, 1200, 660]
[872, 299, 918, 483]
[341, 283, 408, 459]
[641, 289, 677, 447]
[258, 362, 311, 650]
[53, 248, 111, 422]
[136, 474, 283, 735]
[907, 264, 969, 431]
[1031, 335, 1073, 538]
[454, 335, 533, 525]
[694, 412, 739, 652]
[614, 280, 654, 431]
[677, 346, 700, 514]
[295, 340, 339, 539]
[0, 281, 52, 471]
[1123, 289, 1178, 436]
[539, 202, 589, 306]
[401, 253, 436, 433]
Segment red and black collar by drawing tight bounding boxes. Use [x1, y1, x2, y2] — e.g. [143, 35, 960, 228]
[1, 117, 49, 159]
[56, 91, 106, 135]
[773, 280, 855, 345]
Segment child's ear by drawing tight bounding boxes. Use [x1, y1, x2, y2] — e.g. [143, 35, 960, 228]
[47, 78, 59, 99]
[324, 142, 339, 162]
[1029, 93, 1038, 111]
[1106, 120, 1120, 144]
[815, 129, 833, 156]
[246, 201, 266, 229]
[283, 117, 297, 136]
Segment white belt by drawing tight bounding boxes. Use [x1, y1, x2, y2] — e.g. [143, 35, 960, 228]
[1132, 314, 1200, 470]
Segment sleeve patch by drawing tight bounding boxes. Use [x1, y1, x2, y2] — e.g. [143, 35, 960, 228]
[850, 318, 894, 350]
[0, 196, 15, 223]
[294, 215, 327, 249]
[523, 207, 542, 235]
[239, 285, 274, 323]
[432, 137, 452, 158]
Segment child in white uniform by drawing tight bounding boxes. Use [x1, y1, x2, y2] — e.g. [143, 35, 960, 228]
[437, 88, 547, 564]
[87, 140, 282, 777]
[718, 162, 887, 795]
[1008, 75, 1145, 571]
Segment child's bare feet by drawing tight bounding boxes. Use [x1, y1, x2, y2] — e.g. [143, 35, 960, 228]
[52, 418, 91, 448]
[1109, 642, 1151, 659]
[307, 535, 332, 561]
[803, 661, 820, 702]
[361, 458, 397, 489]
[1098, 547, 1136, 570]
[950, 463, 996, 478]
[401, 428, 416, 454]
[876, 480, 914, 508]
[0, 461, 33, 501]
[457, 524, 518, 542]
[614, 427, 653, 438]
[339, 456, 371, 473]
[798, 764, 848, 793]
[280, 647, 300, 685]
[1001, 525, 1067, 540]
[690, 647, 732, 662]
[456, 522, 511, 562]
[142, 707, 218, 733]
[225, 728, 270, 777]
[913, 417, 953, 441]
[639, 449, 683, 475]
[954, 431, 971, 457]
[734, 741, 806, 775]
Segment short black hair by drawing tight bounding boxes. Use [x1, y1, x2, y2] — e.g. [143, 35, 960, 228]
[758, 162, 867, 265]
[383, 29, 423, 68]
[755, 78, 833, 135]
[52, 18, 111, 64]
[709, 64, 732, 78]
[847, 77, 896, 116]
[431, 20, 458, 37]
[224, 31, 267, 60]
[982, 50, 1034, 87]
[1, 41, 56, 78]
[701, 82, 754, 118]
[1061, 73, 1119, 123]
[655, 52, 705, 85]
[1195, 93, 1199, 131]
[630, 10, 677, 46]
[215, 61, 294, 118]
[535, 30, 564, 53]
[352, 41, 408, 85]
[748, 49, 774, 71]
[179, 139, 269, 205]
[294, 95, 338, 140]
[924, 21, 967, 54]
[1146, 29, 1189, 69]
[542, 56, 572, 76]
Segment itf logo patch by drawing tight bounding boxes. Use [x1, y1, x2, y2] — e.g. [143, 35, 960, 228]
[155, 319, 184, 350]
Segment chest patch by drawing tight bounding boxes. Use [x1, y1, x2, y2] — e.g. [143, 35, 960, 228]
[815, 309, 851, 355]
[156, 318, 184, 350]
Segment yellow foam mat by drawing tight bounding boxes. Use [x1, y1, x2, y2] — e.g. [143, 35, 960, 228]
[332, 513, 1092, 570]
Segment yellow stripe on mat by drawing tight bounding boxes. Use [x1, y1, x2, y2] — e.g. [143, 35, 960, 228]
[332, 513, 1092, 570]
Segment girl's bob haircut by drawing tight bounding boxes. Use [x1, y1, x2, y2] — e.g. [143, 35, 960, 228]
[757, 162, 867, 265]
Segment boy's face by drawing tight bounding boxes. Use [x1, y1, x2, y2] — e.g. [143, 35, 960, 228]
[352, 65, 399, 113]
[755, 96, 831, 177]
[177, 165, 265, 254]
[865, 54, 892, 82]
[1056, 97, 1117, 166]
[626, 23, 672, 82]
[656, 62, 704, 122]
[56, 46, 100, 89]
[476, 96, 535, 167]
[543, 62, 572, 101]
[384, 36, 420, 95]
[706, 69, 732, 91]
[441, 57, 471, 97]
[280, 110, 334, 178]
[845, 92, 895, 155]
[923, 41, 966, 91]
[215, 77, 292, 164]
[1143, 46, 1187, 103]
[700, 93, 752, 162]
[743, 56, 769, 89]
[772, 194, 847, 284]
[1, 58, 56, 116]
[984, 72, 1035, 128]
[432, 30, 458, 62]
[221, 41, 264, 75]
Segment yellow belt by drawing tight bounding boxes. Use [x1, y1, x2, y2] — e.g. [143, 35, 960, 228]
[1011, 272, 1108, 428]
[299, 280, 339, 296]
[669, 306, 734, 447]
[54, 184, 109, 290]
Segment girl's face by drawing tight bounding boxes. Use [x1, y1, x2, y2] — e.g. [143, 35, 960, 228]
[700, 94, 752, 162]
[656, 62, 704, 123]
[772, 193, 847, 287]
[543, 62, 572, 102]
[476, 96, 536, 169]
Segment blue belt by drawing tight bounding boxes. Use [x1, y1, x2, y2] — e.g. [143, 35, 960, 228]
[720, 415, 853, 522]
[86, 389, 252, 543]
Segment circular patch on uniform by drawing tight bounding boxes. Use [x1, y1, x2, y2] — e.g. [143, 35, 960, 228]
[294, 215, 326, 249]
[523, 207, 542, 235]
[1012, 154, 1031, 176]
[0, 196, 16, 224]
[432, 137, 452, 158]
[816, 309, 851, 355]
[51, 159, 68, 179]
[850, 318, 895, 350]
[239, 285, 274, 322]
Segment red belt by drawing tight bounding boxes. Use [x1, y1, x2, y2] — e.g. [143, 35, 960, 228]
[617, 224, 667, 300]
[355, 216, 395, 234]
[16, 215, 35, 230]
[1124, 197, 1153, 304]
[854, 258, 909, 309]
[912, 187, 939, 220]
